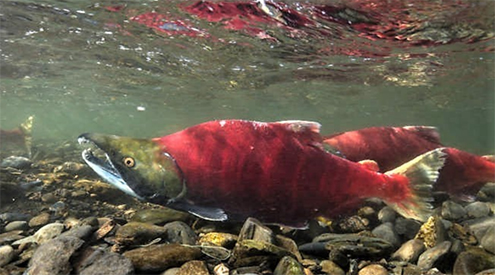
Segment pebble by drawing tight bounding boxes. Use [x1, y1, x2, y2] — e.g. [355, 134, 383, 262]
[320, 260, 345, 275]
[28, 212, 51, 228]
[115, 222, 167, 247]
[24, 236, 85, 275]
[480, 225, 495, 254]
[0, 156, 32, 169]
[273, 256, 305, 275]
[465, 202, 491, 219]
[199, 232, 238, 248]
[123, 243, 202, 273]
[176, 260, 209, 275]
[214, 263, 230, 275]
[0, 212, 30, 223]
[372, 222, 401, 248]
[0, 245, 15, 267]
[415, 216, 447, 249]
[453, 247, 495, 275]
[41, 192, 58, 203]
[14, 222, 65, 245]
[163, 221, 197, 245]
[358, 264, 388, 275]
[4, 221, 28, 232]
[391, 239, 426, 263]
[441, 201, 467, 220]
[59, 224, 95, 241]
[395, 217, 421, 239]
[130, 208, 191, 224]
[378, 206, 397, 223]
[0, 230, 24, 244]
[417, 241, 452, 271]
[464, 216, 495, 241]
[78, 250, 134, 275]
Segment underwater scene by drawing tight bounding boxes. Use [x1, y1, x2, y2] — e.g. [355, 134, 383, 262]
[0, 0, 494, 274]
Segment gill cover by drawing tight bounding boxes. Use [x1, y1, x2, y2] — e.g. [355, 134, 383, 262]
[78, 133, 185, 203]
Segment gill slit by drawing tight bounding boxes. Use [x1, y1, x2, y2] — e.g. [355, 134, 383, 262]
[162, 152, 187, 204]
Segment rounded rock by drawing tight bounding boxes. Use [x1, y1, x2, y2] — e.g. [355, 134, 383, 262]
[79, 250, 134, 275]
[372, 222, 401, 248]
[480, 225, 495, 254]
[417, 241, 452, 271]
[441, 201, 467, 221]
[29, 212, 51, 228]
[130, 208, 190, 225]
[391, 239, 426, 263]
[176, 260, 209, 275]
[163, 221, 197, 245]
[273, 256, 305, 275]
[0, 245, 15, 267]
[358, 264, 388, 275]
[4, 221, 28, 232]
[320, 260, 345, 275]
[453, 247, 495, 275]
[465, 202, 491, 219]
[378, 206, 396, 224]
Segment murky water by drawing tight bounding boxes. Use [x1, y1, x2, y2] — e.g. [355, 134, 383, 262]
[1, 0, 494, 154]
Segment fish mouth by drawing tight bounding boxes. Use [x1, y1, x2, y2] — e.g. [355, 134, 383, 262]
[77, 134, 144, 200]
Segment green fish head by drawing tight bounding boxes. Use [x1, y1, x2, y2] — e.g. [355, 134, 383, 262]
[78, 133, 185, 203]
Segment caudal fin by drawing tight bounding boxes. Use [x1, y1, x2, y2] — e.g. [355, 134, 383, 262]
[384, 148, 446, 222]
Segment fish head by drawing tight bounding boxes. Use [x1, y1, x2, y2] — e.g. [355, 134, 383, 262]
[77, 133, 185, 204]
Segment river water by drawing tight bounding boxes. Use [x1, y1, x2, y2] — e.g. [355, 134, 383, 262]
[0, 0, 494, 154]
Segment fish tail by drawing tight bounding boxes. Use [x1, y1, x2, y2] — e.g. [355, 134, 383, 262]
[384, 148, 446, 222]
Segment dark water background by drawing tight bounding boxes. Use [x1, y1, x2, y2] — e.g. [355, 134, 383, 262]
[0, 0, 494, 154]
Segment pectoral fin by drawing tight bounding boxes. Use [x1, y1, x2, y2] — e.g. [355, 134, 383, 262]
[170, 200, 228, 221]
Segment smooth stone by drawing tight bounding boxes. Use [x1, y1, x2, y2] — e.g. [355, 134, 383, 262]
[389, 261, 422, 275]
[334, 215, 370, 233]
[176, 260, 209, 275]
[465, 216, 495, 241]
[53, 162, 89, 175]
[237, 217, 274, 243]
[123, 243, 202, 273]
[4, 221, 28, 232]
[198, 232, 238, 248]
[453, 247, 495, 275]
[0, 231, 24, 244]
[391, 239, 426, 263]
[230, 239, 294, 267]
[478, 183, 495, 202]
[0, 245, 15, 267]
[476, 269, 495, 275]
[78, 250, 134, 275]
[162, 268, 180, 275]
[273, 256, 305, 275]
[28, 212, 51, 228]
[163, 221, 197, 245]
[0, 156, 31, 169]
[395, 217, 421, 239]
[417, 241, 452, 271]
[465, 202, 491, 219]
[275, 235, 302, 261]
[14, 222, 65, 245]
[480, 225, 495, 254]
[130, 208, 191, 224]
[24, 236, 84, 275]
[41, 192, 58, 203]
[0, 183, 24, 205]
[378, 206, 397, 223]
[372, 222, 401, 248]
[320, 260, 345, 275]
[115, 222, 167, 246]
[0, 213, 30, 223]
[59, 225, 95, 241]
[213, 263, 230, 275]
[441, 201, 467, 220]
[358, 264, 388, 275]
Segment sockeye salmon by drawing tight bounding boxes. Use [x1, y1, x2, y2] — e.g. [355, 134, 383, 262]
[323, 126, 495, 201]
[78, 120, 445, 227]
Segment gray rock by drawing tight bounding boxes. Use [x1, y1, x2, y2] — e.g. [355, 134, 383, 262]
[0, 212, 30, 223]
[176, 260, 209, 275]
[79, 250, 134, 275]
[358, 264, 388, 275]
[453, 247, 495, 275]
[465, 202, 491, 219]
[237, 217, 274, 243]
[441, 201, 467, 220]
[115, 222, 167, 247]
[391, 239, 426, 263]
[378, 206, 396, 223]
[0, 230, 24, 244]
[163, 221, 197, 245]
[372, 222, 400, 248]
[130, 208, 191, 225]
[24, 236, 84, 275]
[0, 156, 31, 169]
[395, 217, 421, 239]
[0, 245, 15, 267]
[4, 221, 28, 232]
[273, 256, 305, 275]
[14, 222, 65, 245]
[477, 182, 495, 202]
[465, 216, 495, 241]
[480, 225, 495, 254]
[123, 243, 202, 273]
[59, 225, 95, 241]
[417, 241, 452, 270]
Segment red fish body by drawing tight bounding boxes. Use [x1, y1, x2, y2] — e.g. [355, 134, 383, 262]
[150, 120, 441, 226]
[323, 126, 495, 200]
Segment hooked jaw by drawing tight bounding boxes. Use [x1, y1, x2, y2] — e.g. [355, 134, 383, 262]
[78, 134, 144, 200]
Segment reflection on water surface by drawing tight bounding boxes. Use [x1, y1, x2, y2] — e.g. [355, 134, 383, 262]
[0, 0, 494, 154]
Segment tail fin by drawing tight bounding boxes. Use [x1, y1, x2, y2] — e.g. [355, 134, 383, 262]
[384, 148, 446, 222]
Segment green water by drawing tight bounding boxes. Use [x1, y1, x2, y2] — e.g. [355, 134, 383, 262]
[0, 0, 494, 154]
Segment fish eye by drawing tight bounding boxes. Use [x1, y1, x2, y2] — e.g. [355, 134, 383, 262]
[123, 157, 135, 168]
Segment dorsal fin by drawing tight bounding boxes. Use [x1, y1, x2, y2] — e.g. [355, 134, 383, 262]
[403, 126, 442, 145]
[276, 120, 321, 133]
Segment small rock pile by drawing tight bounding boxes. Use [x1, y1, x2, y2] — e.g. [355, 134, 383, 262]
[0, 143, 494, 275]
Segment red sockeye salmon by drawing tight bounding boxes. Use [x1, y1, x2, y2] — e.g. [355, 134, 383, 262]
[78, 120, 445, 227]
[323, 126, 495, 201]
